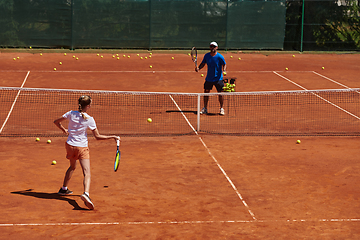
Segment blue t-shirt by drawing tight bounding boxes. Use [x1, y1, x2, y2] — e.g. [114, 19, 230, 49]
[201, 52, 226, 82]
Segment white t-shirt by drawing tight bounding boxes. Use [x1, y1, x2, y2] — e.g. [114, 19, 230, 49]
[62, 110, 97, 147]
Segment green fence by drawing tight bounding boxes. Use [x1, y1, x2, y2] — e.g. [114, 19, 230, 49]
[0, 0, 359, 51]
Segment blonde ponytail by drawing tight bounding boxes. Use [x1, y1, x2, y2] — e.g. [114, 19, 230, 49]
[78, 95, 92, 120]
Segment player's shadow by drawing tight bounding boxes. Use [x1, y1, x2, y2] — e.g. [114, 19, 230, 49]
[11, 189, 88, 211]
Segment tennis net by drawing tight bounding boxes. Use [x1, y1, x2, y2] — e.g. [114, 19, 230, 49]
[1, 87, 360, 137]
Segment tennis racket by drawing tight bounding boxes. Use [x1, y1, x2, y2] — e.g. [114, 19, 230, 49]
[114, 139, 120, 172]
[191, 47, 197, 68]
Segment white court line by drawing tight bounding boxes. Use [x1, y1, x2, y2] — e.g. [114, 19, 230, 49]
[312, 71, 359, 91]
[0, 70, 314, 73]
[0, 71, 30, 134]
[273, 71, 360, 121]
[1, 218, 360, 227]
[168, 95, 257, 221]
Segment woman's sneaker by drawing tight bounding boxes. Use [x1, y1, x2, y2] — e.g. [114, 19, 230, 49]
[58, 188, 73, 195]
[200, 107, 208, 114]
[81, 192, 94, 210]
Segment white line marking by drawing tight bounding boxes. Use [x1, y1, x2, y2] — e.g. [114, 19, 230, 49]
[0, 70, 314, 73]
[0, 71, 30, 134]
[273, 71, 360, 121]
[1, 219, 360, 227]
[168, 95, 257, 220]
[312, 71, 359, 92]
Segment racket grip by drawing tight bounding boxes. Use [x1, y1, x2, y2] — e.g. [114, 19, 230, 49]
[116, 139, 120, 146]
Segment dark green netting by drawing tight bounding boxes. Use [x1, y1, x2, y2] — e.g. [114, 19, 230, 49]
[0, 0, 359, 51]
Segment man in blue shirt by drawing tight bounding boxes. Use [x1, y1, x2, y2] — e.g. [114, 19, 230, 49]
[196, 41, 227, 115]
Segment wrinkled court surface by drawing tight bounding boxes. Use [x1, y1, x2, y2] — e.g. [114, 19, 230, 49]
[0, 50, 359, 239]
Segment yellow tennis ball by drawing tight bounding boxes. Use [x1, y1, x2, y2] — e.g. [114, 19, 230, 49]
[322, 67, 325, 70]
[230, 56, 233, 58]
[53, 68, 57, 71]
[238, 57, 241, 60]
[101, 56, 103, 58]
[47, 139, 52, 144]
[285, 68, 288, 71]
[36, 138, 40, 142]
[13, 58, 16, 61]
[171, 57, 174, 59]
[149, 65, 152, 68]
[17, 57, 19, 59]
[201, 74, 204, 77]
[296, 140, 301, 144]
[293, 55, 295, 57]
[52, 160, 57, 165]
[73, 55, 75, 58]
[147, 118, 152, 123]
[112, 55, 115, 58]
[97, 54, 99, 56]
[64, 53, 67, 56]
[76, 57, 79, 60]
[223, 72, 227, 76]
[40, 53, 42, 56]
[29, 46, 32, 49]
[59, 62, 62, 65]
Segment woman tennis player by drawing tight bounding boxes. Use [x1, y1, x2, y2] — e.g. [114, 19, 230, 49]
[54, 95, 120, 210]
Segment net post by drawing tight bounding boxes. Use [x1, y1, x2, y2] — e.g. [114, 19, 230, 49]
[197, 94, 201, 132]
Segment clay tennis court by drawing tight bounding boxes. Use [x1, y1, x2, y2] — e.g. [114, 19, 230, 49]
[1, 50, 359, 239]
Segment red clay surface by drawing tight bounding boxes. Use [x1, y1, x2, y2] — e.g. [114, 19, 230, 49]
[0, 51, 360, 239]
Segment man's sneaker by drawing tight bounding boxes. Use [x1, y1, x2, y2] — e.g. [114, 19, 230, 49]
[200, 107, 208, 114]
[58, 188, 73, 195]
[220, 108, 225, 115]
[81, 192, 94, 210]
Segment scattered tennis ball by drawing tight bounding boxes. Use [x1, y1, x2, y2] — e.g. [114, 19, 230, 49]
[149, 56, 151, 58]
[59, 62, 62, 65]
[17, 57, 19, 59]
[47, 139, 52, 144]
[238, 57, 241, 60]
[285, 67, 288, 71]
[112, 55, 115, 58]
[123, 55, 126, 57]
[116, 54, 119, 56]
[296, 140, 301, 144]
[293, 55, 295, 57]
[145, 57, 147, 59]
[73, 55, 75, 58]
[29, 46, 32, 49]
[127, 56, 130, 58]
[97, 54, 99, 56]
[137, 54, 139, 56]
[53, 68, 57, 71]
[171, 57, 174, 60]
[140, 57, 143, 60]
[322, 67, 325, 70]
[36, 138, 40, 142]
[40, 53, 42, 56]
[13, 58, 16, 61]
[149, 53, 152, 55]
[149, 65, 152, 68]
[52, 160, 57, 165]
[147, 118, 152, 123]
[76, 57, 79, 60]
[101, 55, 103, 58]
[201, 74, 204, 77]
[223, 72, 227, 76]
[117, 57, 120, 60]
[64, 53, 67, 56]
[230, 56, 233, 58]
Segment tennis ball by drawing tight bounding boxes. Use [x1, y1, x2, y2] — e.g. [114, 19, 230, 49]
[40, 53, 42, 56]
[147, 118, 152, 123]
[117, 57, 120, 60]
[140, 57, 143, 60]
[64, 53, 67, 56]
[13, 58, 16, 61]
[73, 55, 75, 58]
[223, 72, 227, 76]
[112, 55, 115, 58]
[101, 55, 103, 58]
[53, 68, 57, 71]
[76, 57, 79, 60]
[145, 57, 147, 59]
[52, 160, 57, 165]
[171, 57, 174, 60]
[137, 54, 139, 56]
[322, 67, 325, 70]
[238, 57, 241, 60]
[149, 65, 152, 68]
[285, 68, 288, 71]
[47, 139, 52, 144]
[17, 57, 19, 59]
[149, 53, 152, 55]
[29, 46, 32, 49]
[296, 140, 301, 144]
[97, 54, 99, 56]
[230, 56, 233, 58]
[36, 138, 40, 142]
[293, 55, 295, 57]
[201, 74, 204, 77]
[59, 62, 62, 65]
[123, 55, 126, 57]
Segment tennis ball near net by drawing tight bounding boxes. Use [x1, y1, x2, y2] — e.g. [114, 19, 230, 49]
[296, 140, 301, 144]
[52, 160, 57, 165]
[47, 139, 52, 144]
[36, 138, 40, 142]
[147, 118, 152, 123]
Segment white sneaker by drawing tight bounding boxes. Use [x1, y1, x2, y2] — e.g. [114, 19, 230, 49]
[200, 107, 208, 114]
[220, 108, 225, 115]
[81, 192, 94, 210]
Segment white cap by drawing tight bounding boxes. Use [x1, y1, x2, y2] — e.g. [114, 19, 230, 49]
[210, 41, 218, 47]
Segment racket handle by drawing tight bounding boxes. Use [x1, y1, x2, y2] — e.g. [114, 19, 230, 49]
[116, 139, 120, 146]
